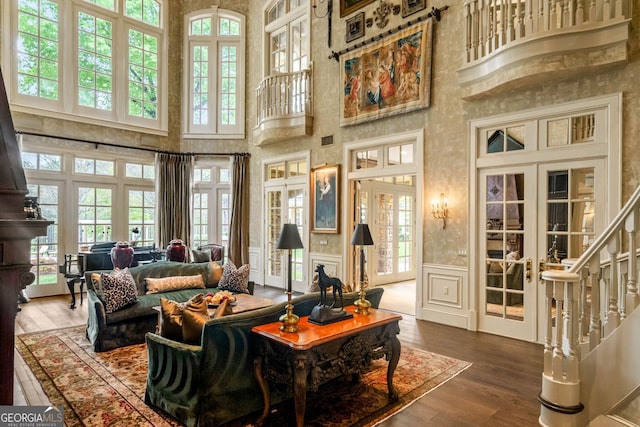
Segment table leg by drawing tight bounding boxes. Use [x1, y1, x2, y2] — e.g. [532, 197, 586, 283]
[67, 279, 76, 309]
[293, 354, 308, 427]
[387, 335, 401, 401]
[254, 356, 270, 426]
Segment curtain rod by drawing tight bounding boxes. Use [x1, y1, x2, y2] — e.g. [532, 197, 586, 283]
[329, 5, 449, 61]
[16, 131, 250, 157]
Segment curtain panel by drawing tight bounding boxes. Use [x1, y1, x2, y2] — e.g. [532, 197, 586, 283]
[228, 154, 249, 266]
[155, 152, 194, 259]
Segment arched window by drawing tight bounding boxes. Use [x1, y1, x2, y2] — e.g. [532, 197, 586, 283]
[183, 7, 245, 139]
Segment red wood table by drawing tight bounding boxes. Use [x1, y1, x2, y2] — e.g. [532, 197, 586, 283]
[251, 306, 402, 427]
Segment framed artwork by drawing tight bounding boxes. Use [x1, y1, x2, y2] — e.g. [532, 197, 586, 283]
[402, 0, 427, 18]
[340, 0, 376, 17]
[340, 18, 433, 127]
[345, 12, 365, 43]
[311, 164, 340, 233]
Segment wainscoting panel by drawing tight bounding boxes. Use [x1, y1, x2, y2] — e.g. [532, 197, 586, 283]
[308, 253, 343, 293]
[417, 264, 469, 329]
[248, 246, 262, 285]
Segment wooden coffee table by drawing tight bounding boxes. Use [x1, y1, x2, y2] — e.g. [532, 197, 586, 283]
[251, 306, 402, 427]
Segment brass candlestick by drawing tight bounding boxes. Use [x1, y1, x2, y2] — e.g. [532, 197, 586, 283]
[276, 224, 303, 333]
[351, 223, 374, 315]
[279, 291, 300, 333]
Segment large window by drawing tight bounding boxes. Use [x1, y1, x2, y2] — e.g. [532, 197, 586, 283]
[184, 7, 245, 138]
[6, 0, 166, 132]
[192, 162, 231, 255]
[265, 0, 309, 75]
[22, 144, 155, 292]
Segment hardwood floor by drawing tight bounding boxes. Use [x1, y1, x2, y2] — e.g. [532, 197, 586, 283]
[14, 286, 543, 426]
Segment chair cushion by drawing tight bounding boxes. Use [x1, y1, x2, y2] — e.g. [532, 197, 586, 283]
[218, 260, 250, 294]
[182, 309, 209, 344]
[146, 274, 205, 294]
[192, 249, 211, 263]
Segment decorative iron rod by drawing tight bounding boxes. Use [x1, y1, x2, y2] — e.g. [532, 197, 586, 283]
[16, 131, 249, 157]
[329, 5, 449, 61]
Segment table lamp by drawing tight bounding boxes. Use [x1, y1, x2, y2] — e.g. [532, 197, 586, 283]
[351, 223, 374, 314]
[277, 223, 303, 332]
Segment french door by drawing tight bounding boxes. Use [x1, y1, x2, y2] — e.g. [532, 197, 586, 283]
[478, 160, 605, 341]
[360, 180, 416, 286]
[264, 184, 307, 292]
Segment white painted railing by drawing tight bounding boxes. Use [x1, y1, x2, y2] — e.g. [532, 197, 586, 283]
[255, 69, 312, 128]
[539, 185, 640, 426]
[462, 0, 632, 65]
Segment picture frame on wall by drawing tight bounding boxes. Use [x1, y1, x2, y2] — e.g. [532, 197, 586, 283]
[340, 0, 376, 17]
[345, 12, 365, 43]
[402, 0, 427, 18]
[311, 164, 340, 233]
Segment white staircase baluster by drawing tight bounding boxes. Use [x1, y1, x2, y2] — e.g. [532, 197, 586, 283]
[625, 211, 639, 311]
[588, 258, 601, 351]
[603, 236, 621, 336]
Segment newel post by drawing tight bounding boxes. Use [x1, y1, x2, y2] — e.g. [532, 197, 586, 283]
[539, 270, 584, 427]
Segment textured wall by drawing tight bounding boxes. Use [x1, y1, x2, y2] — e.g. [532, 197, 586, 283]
[6, 0, 640, 272]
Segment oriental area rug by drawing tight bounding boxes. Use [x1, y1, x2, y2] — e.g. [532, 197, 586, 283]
[16, 326, 471, 427]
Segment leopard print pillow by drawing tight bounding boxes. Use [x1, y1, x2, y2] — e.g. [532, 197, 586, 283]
[218, 260, 250, 294]
[100, 270, 139, 313]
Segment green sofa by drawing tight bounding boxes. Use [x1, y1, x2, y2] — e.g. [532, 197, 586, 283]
[144, 287, 384, 427]
[85, 261, 249, 352]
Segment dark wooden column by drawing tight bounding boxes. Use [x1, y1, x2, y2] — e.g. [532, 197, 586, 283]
[0, 66, 52, 404]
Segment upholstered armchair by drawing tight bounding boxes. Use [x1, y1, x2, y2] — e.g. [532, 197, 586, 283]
[144, 287, 384, 427]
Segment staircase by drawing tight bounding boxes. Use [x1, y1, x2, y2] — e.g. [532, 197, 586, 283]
[539, 186, 640, 426]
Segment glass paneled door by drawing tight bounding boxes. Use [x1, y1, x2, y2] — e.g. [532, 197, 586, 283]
[264, 184, 307, 292]
[479, 160, 605, 341]
[479, 167, 536, 340]
[364, 181, 416, 286]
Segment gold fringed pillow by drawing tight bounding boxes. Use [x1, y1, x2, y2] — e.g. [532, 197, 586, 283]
[182, 309, 209, 344]
[145, 274, 205, 294]
[159, 294, 208, 342]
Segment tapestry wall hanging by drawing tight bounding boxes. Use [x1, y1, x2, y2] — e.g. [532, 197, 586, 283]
[340, 17, 433, 127]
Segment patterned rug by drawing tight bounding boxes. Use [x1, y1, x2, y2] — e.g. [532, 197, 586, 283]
[16, 326, 471, 426]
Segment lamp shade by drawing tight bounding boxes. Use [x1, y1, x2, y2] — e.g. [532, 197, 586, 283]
[351, 223, 374, 246]
[276, 223, 303, 250]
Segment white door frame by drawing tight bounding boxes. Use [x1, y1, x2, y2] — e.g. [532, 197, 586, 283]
[342, 129, 424, 309]
[469, 93, 622, 342]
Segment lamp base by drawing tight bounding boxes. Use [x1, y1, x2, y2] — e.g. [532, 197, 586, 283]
[354, 293, 371, 315]
[308, 304, 353, 325]
[279, 298, 299, 333]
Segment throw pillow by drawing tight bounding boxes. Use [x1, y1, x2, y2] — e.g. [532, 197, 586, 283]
[218, 260, 250, 294]
[145, 274, 205, 294]
[207, 262, 223, 286]
[160, 294, 209, 341]
[192, 249, 211, 263]
[182, 309, 209, 344]
[100, 269, 138, 313]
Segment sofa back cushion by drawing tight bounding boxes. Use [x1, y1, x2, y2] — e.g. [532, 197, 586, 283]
[146, 274, 205, 294]
[123, 261, 222, 295]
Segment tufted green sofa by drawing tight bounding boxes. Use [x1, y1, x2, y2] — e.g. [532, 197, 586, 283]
[85, 261, 248, 353]
[144, 287, 384, 427]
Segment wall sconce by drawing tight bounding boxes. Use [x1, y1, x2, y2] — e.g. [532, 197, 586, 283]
[431, 193, 449, 229]
[312, 0, 333, 47]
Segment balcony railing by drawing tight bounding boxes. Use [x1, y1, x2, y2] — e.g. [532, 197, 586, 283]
[254, 69, 313, 145]
[458, 0, 632, 97]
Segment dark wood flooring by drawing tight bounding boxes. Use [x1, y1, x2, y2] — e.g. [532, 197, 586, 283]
[14, 285, 543, 426]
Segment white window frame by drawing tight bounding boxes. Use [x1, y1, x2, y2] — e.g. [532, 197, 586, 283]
[263, 0, 309, 77]
[183, 7, 246, 139]
[192, 160, 232, 252]
[1, 0, 168, 134]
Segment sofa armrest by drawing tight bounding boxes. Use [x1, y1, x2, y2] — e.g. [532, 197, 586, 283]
[145, 332, 203, 425]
